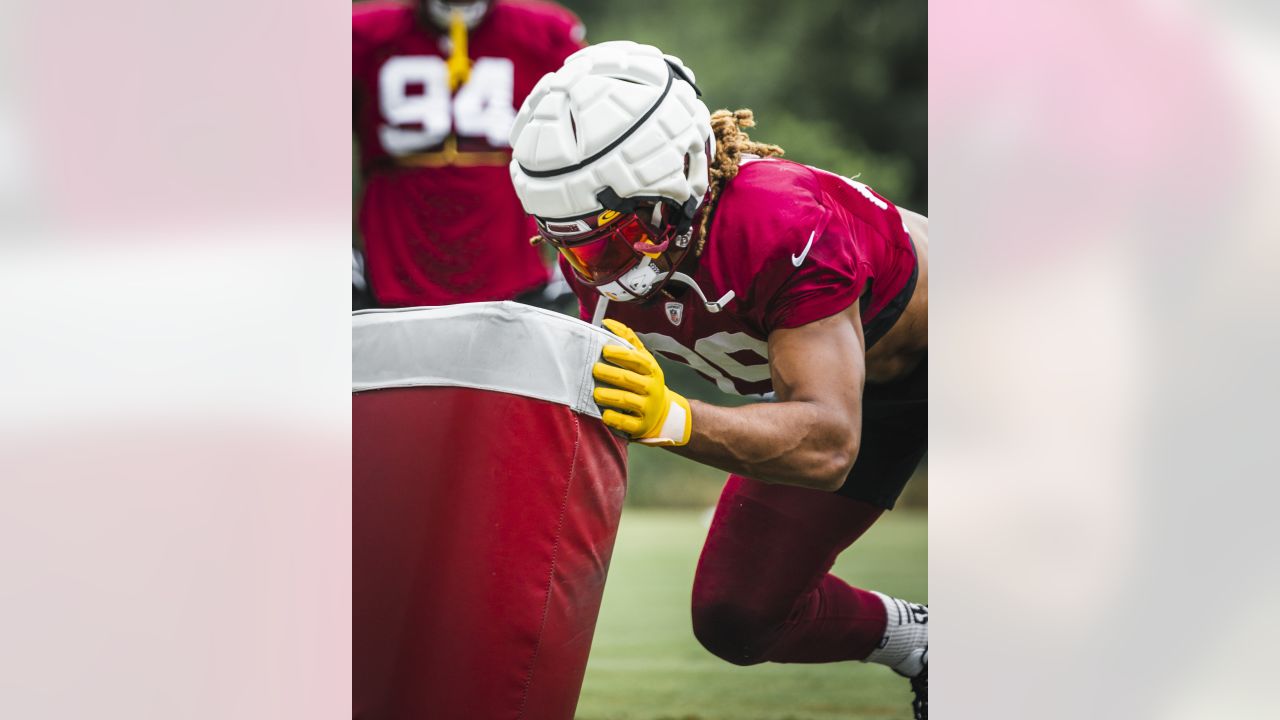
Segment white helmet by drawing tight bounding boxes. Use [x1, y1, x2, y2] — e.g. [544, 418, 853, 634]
[509, 41, 715, 303]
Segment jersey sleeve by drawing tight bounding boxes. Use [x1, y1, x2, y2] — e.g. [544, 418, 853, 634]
[712, 161, 870, 335]
[546, 11, 586, 65]
[763, 208, 872, 333]
[530, 1, 586, 69]
[353, 2, 398, 76]
[354, 2, 413, 115]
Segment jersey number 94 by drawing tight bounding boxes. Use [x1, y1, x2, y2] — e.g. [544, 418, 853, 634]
[377, 56, 515, 154]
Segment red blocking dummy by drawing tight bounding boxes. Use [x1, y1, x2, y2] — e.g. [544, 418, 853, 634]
[353, 306, 629, 720]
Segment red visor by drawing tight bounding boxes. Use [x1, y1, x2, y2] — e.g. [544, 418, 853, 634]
[538, 211, 674, 286]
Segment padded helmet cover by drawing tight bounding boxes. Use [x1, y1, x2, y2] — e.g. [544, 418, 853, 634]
[509, 41, 713, 223]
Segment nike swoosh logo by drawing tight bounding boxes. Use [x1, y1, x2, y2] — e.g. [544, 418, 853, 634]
[791, 230, 816, 267]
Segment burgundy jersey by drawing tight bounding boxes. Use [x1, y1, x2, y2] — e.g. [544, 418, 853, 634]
[354, 0, 584, 306]
[565, 158, 918, 397]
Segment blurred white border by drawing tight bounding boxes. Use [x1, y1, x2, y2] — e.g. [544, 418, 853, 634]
[2, 0, 1279, 717]
[933, 0, 1280, 718]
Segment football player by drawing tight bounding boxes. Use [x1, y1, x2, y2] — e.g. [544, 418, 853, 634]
[510, 42, 929, 719]
[353, 0, 584, 307]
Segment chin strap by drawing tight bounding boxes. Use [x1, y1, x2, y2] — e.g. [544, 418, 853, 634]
[667, 272, 735, 313]
[594, 271, 734, 317]
[591, 295, 610, 327]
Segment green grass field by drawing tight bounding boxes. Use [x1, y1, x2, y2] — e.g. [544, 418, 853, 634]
[576, 508, 928, 720]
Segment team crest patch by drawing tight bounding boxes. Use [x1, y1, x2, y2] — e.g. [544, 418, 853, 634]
[664, 301, 684, 326]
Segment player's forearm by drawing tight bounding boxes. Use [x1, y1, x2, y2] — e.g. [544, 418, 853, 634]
[669, 398, 859, 491]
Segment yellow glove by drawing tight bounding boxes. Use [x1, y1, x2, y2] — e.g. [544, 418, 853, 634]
[593, 319, 692, 446]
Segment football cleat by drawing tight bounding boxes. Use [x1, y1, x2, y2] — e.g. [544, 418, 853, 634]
[894, 646, 928, 720]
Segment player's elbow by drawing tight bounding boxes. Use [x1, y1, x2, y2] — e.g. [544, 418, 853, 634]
[816, 439, 859, 491]
[800, 424, 859, 492]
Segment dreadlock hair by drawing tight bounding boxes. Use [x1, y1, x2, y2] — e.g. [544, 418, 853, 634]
[696, 109, 785, 256]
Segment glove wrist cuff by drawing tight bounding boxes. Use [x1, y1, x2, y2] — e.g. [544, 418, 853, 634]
[637, 393, 692, 447]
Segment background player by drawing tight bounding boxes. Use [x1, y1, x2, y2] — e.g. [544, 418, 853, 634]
[353, 0, 584, 308]
[510, 42, 929, 719]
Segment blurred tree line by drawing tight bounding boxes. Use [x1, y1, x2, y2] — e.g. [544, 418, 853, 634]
[561, 0, 927, 213]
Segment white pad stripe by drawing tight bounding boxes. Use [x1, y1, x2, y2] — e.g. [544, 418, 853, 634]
[353, 301, 633, 419]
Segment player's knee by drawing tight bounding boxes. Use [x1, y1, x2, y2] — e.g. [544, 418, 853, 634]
[690, 596, 781, 666]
